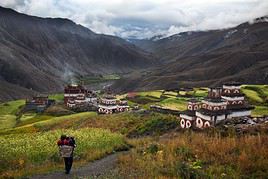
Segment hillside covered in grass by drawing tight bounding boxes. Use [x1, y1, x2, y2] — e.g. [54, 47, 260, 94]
[241, 85, 268, 116]
[0, 85, 268, 178]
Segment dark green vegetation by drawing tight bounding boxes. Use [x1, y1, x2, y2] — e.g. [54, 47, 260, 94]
[128, 116, 179, 137]
[80, 74, 120, 85]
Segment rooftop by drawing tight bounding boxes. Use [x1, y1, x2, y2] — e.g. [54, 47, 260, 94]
[221, 93, 245, 97]
[227, 104, 255, 111]
[203, 97, 226, 103]
[102, 94, 116, 99]
[223, 82, 242, 86]
[33, 94, 48, 98]
[188, 98, 200, 103]
[197, 108, 230, 116]
[180, 110, 196, 117]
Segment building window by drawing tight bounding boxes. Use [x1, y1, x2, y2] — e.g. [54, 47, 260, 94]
[225, 89, 231, 93]
[234, 89, 239, 93]
[188, 105, 192, 110]
[204, 121, 210, 128]
[180, 119, 185, 128]
[186, 120, 191, 128]
[196, 118, 203, 128]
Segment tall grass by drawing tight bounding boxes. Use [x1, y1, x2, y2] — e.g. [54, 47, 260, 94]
[0, 128, 126, 177]
[118, 133, 268, 178]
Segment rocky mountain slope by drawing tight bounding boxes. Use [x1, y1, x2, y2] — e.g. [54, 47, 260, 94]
[0, 6, 157, 101]
[114, 16, 268, 92]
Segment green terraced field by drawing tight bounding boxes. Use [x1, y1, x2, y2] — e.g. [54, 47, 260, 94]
[138, 90, 163, 99]
[0, 100, 25, 129]
[252, 106, 268, 117]
[80, 74, 120, 84]
[163, 91, 177, 97]
[241, 85, 268, 103]
[49, 93, 64, 102]
[158, 97, 188, 111]
[241, 88, 264, 103]
[0, 100, 24, 115]
[1, 112, 97, 134]
[193, 88, 208, 97]
[16, 113, 54, 127]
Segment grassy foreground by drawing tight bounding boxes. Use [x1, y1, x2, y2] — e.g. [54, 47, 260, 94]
[117, 132, 268, 178]
[0, 128, 126, 178]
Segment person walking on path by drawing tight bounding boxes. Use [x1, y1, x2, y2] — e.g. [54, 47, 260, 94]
[57, 135, 76, 174]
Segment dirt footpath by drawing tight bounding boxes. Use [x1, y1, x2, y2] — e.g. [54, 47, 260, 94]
[30, 152, 126, 179]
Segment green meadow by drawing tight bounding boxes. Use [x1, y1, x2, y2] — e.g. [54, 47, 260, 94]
[0, 100, 24, 129]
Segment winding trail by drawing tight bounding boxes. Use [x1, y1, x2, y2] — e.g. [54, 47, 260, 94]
[30, 152, 126, 179]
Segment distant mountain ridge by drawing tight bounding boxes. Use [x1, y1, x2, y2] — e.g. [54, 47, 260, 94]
[114, 16, 268, 92]
[0, 6, 158, 101]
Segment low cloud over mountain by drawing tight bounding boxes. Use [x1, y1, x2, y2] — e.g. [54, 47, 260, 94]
[1, 0, 268, 39]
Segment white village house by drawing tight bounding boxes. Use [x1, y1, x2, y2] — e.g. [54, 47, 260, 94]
[180, 83, 254, 129]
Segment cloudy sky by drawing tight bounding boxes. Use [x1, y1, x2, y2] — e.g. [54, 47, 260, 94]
[1, 0, 268, 39]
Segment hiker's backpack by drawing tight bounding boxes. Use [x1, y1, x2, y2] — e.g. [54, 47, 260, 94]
[59, 145, 74, 157]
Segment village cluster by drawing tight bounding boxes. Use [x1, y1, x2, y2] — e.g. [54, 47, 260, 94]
[25, 82, 257, 129]
[179, 83, 254, 129]
[64, 84, 129, 114]
[25, 84, 129, 115]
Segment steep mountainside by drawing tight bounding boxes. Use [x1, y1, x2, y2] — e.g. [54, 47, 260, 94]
[114, 17, 268, 92]
[0, 6, 157, 101]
